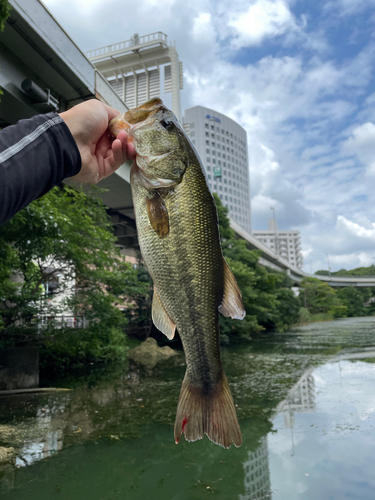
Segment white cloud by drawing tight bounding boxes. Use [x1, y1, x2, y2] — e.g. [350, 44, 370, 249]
[336, 216, 375, 241]
[228, 0, 298, 47]
[325, 0, 375, 16]
[329, 253, 375, 267]
[41, 0, 375, 272]
[343, 122, 375, 176]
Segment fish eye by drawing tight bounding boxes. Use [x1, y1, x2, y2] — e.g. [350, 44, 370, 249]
[160, 119, 174, 131]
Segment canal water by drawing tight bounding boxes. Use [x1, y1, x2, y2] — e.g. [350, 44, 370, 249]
[0, 317, 375, 499]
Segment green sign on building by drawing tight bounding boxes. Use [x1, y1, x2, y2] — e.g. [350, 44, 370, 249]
[213, 166, 222, 178]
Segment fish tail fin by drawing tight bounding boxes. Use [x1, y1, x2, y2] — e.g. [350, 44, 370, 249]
[174, 372, 242, 449]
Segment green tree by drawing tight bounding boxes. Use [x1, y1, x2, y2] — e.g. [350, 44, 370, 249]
[0, 185, 148, 367]
[299, 277, 347, 317]
[0, 0, 10, 33]
[213, 193, 301, 340]
[336, 287, 365, 317]
[316, 265, 375, 277]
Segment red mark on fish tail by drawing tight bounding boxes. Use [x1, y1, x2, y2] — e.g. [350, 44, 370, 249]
[182, 416, 189, 433]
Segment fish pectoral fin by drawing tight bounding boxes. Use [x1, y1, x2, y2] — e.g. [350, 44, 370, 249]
[146, 191, 169, 238]
[218, 258, 246, 320]
[152, 289, 176, 340]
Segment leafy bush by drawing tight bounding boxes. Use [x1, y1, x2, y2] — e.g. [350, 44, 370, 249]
[0, 185, 148, 367]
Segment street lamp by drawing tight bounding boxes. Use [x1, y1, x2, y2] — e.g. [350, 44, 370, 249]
[270, 206, 278, 255]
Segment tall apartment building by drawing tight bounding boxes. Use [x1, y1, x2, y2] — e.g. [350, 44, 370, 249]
[253, 219, 303, 268]
[183, 106, 251, 233]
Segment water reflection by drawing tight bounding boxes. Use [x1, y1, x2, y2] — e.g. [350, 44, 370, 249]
[278, 372, 316, 429]
[0, 317, 374, 499]
[240, 436, 271, 500]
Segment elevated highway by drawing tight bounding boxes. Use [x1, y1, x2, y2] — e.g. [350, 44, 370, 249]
[2, 1, 375, 289]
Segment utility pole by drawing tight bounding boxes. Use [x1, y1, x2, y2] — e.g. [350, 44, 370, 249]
[270, 206, 278, 255]
[326, 253, 331, 277]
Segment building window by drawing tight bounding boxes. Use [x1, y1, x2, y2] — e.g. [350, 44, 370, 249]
[211, 133, 215, 138]
[213, 159, 216, 164]
[207, 157, 210, 162]
[212, 142, 215, 146]
[205, 123, 209, 129]
[190, 131, 195, 137]
[216, 127, 220, 132]
[208, 174, 211, 180]
[206, 140, 209, 145]
[190, 123, 194, 128]
[207, 166, 211, 171]
[211, 125, 214, 130]
[206, 149, 210, 153]
[206, 132, 209, 137]
[192, 140, 195, 144]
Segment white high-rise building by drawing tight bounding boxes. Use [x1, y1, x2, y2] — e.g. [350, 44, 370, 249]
[253, 219, 303, 269]
[86, 32, 183, 120]
[240, 436, 271, 500]
[182, 106, 251, 233]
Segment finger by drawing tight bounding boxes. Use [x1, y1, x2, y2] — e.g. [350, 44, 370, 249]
[117, 130, 136, 159]
[101, 102, 121, 123]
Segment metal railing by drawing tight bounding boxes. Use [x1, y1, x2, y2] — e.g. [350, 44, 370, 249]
[37, 315, 89, 329]
[85, 32, 168, 60]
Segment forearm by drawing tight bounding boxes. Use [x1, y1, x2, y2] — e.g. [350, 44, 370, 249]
[0, 113, 81, 226]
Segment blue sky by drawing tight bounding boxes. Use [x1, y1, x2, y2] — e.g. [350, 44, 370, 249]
[43, 0, 375, 273]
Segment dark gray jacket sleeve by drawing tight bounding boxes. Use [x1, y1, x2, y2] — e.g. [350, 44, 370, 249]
[0, 112, 81, 226]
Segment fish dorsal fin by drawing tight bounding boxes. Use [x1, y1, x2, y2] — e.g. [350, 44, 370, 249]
[146, 192, 169, 238]
[152, 289, 176, 340]
[218, 259, 246, 320]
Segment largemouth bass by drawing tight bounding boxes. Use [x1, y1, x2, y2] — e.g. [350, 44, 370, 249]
[109, 98, 245, 448]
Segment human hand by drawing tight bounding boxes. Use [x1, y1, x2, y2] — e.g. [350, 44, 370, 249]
[59, 100, 135, 184]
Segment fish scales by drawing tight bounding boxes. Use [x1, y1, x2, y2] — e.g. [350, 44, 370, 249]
[109, 98, 245, 448]
[133, 160, 224, 388]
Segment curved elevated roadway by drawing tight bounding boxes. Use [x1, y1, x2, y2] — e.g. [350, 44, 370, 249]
[2, 0, 374, 289]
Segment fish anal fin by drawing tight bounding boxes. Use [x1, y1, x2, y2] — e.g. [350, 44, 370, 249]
[152, 289, 176, 340]
[218, 259, 246, 320]
[146, 192, 169, 238]
[174, 372, 242, 449]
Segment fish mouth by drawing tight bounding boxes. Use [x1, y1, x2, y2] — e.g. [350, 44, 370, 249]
[109, 98, 166, 137]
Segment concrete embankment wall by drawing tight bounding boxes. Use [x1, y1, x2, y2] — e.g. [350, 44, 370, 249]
[0, 347, 39, 390]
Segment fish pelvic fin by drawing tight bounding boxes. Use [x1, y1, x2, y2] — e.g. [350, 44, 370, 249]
[152, 289, 176, 340]
[219, 258, 246, 320]
[174, 372, 242, 449]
